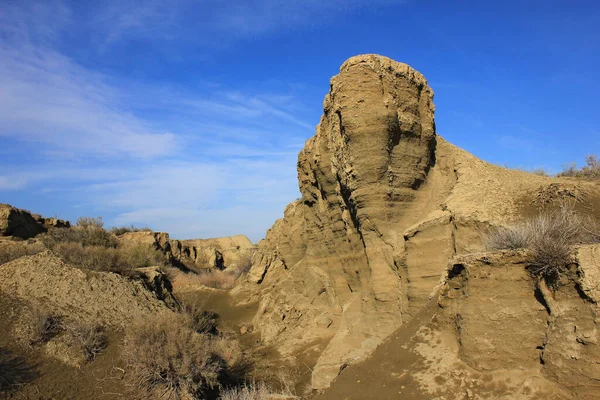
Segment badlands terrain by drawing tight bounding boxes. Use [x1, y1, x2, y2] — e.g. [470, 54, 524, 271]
[1, 54, 600, 400]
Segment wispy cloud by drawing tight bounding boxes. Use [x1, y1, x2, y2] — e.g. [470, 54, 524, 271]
[0, 0, 316, 241]
[93, 0, 407, 46]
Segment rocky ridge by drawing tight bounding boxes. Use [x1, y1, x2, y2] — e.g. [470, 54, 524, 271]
[0, 204, 70, 239]
[119, 231, 255, 272]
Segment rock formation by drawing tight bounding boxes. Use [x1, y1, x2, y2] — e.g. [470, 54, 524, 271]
[233, 54, 600, 390]
[0, 204, 70, 239]
[119, 231, 255, 272]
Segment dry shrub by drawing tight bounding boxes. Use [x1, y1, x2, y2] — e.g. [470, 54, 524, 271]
[182, 303, 219, 334]
[76, 216, 105, 229]
[121, 313, 223, 399]
[219, 381, 285, 400]
[51, 241, 167, 274]
[118, 242, 168, 270]
[26, 307, 62, 346]
[0, 241, 45, 265]
[195, 270, 238, 289]
[110, 225, 152, 236]
[51, 242, 122, 272]
[485, 225, 531, 250]
[559, 155, 600, 180]
[41, 225, 118, 249]
[485, 205, 600, 285]
[63, 323, 108, 361]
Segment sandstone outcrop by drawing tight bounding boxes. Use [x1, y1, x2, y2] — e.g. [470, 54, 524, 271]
[119, 231, 255, 273]
[0, 204, 70, 239]
[233, 54, 600, 390]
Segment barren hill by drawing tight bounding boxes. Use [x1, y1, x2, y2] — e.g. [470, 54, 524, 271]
[231, 54, 600, 397]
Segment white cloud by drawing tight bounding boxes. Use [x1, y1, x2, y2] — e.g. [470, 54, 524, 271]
[0, 0, 327, 241]
[0, 43, 177, 158]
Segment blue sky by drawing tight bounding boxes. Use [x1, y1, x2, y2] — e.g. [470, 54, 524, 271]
[1, 0, 599, 242]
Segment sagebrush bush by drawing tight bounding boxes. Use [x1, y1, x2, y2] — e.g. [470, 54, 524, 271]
[63, 322, 108, 361]
[26, 307, 62, 346]
[41, 226, 118, 249]
[121, 313, 223, 399]
[110, 225, 152, 236]
[182, 303, 219, 334]
[559, 155, 600, 180]
[76, 216, 105, 229]
[49, 239, 167, 274]
[0, 241, 45, 265]
[485, 205, 600, 285]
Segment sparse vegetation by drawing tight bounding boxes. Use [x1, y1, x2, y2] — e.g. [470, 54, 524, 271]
[219, 381, 290, 400]
[121, 313, 223, 399]
[558, 154, 600, 180]
[0, 240, 45, 265]
[26, 307, 63, 346]
[62, 323, 108, 361]
[110, 225, 153, 236]
[485, 204, 600, 285]
[172, 253, 254, 290]
[41, 224, 118, 249]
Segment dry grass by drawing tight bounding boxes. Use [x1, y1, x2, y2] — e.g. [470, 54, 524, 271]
[41, 225, 118, 249]
[49, 240, 168, 274]
[485, 204, 600, 285]
[121, 313, 223, 399]
[171, 255, 253, 290]
[0, 241, 45, 265]
[219, 381, 291, 400]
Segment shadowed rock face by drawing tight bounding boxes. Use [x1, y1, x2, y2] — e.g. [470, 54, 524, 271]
[0, 204, 70, 239]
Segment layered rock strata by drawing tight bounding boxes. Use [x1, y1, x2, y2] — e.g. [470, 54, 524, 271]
[234, 54, 600, 389]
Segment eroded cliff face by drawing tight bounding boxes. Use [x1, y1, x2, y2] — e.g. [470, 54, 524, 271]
[233, 54, 600, 390]
[317, 246, 600, 400]
[119, 231, 255, 272]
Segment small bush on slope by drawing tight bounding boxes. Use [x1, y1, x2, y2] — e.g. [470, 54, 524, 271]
[62, 322, 108, 361]
[485, 205, 600, 285]
[0, 241, 45, 265]
[25, 307, 63, 346]
[121, 313, 223, 399]
[41, 225, 118, 249]
[559, 154, 600, 180]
